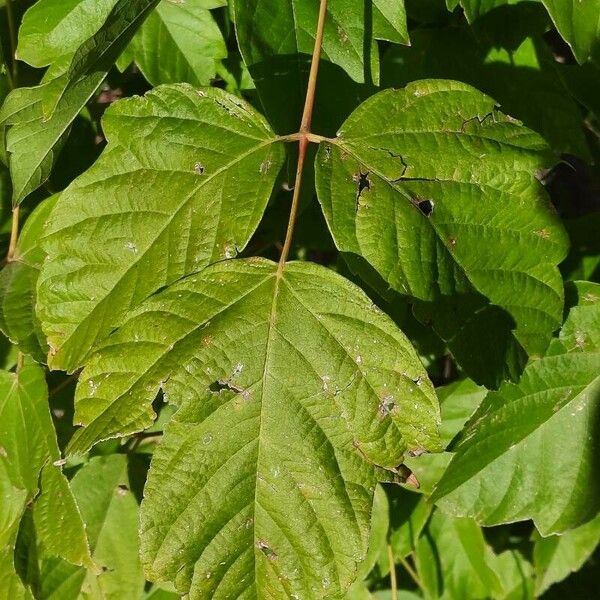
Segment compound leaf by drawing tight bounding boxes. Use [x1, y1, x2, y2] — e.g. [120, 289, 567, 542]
[315, 79, 568, 387]
[117, 0, 227, 87]
[66, 258, 439, 597]
[37, 84, 285, 372]
[431, 281, 600, 535]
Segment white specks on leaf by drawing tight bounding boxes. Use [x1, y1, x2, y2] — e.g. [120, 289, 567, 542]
[124, 241, 138, 254]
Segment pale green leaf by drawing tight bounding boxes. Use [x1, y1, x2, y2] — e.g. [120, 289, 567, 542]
[16, 0, 118, 68]
[403, 379, 486, 496]
[0, 363, 90, 594]
[37, 455, 145, 600]
[37, 84, 285, 372]
[534, 512, 600, 595]
[432, 281, 600, 534]
[424, 512, 504, 600]
[117, 0, 227, 86]
[66, 258, 439, 596]
[315, 79, 568, 387]
[0, 196, 57, 361]
[32, 462, 91, 568]
[356, 485, 389, 581]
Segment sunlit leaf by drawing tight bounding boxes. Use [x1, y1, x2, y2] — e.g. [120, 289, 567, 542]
[315, 79, 568, 387]
[64, 258, 439, 596]
[37, 84, 285, 372]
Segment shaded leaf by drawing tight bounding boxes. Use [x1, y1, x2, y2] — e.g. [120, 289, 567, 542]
[454, 0, 600, 64]
[233, 0, 406, 133]
[381, 26, 590, 158]
[534, 512, 600, 595]
[315, 79, 568, 387]
[0, 196, 57, 361]
[432, 281, 600, 534]
[37, 455, 144, 600]
[37, 84, 285, 372]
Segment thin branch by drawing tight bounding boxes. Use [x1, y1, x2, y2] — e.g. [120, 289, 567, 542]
[398, 552, 424, 592]
[277, 0, 328, 274]
[387, 544, 398, 600]
[5, 0, 18, 84]
[6, 205, 19, 262]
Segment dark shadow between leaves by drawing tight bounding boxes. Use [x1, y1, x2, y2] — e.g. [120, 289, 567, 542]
[248, 53, 377, 136]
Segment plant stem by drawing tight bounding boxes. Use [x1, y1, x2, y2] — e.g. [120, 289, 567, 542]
[5, 0, 18, 84]
[277, 0, 328, 275]
[398, 553, 424, 592]
[387, 544, 398, 600]
[6, 205, 20, 262]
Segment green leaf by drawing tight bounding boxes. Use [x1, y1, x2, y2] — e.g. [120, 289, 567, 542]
[0, 363, 90, 592]
[233, 0, 407, 133]
[65, 257, 439, 596]
[537, 0, 600, 64]
[1, 0, 159, 204]
[534, 512, 600, 595]
[16, 0, 118, 68]
[37, 84, 285, 372]
[315, 79, 568, 387]
[356, 485, 389, 581]
[0, 76, 101, 205]
[234, 0, 394, 86]
[37, 455, 145, 600]
[454, 0, 600, 64]
[381, 26, 590, 158]
[431, 281, 600, 534]
[403, 379, 487, 496]
[0, 196, 57, 361]
[117, 0, 227, 87]
[387, 487, 432, 561]
[423, 512, 504, 599]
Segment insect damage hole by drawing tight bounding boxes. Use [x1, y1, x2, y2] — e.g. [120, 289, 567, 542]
[353, 170, 371, 210]
[417, 199, 434, 216]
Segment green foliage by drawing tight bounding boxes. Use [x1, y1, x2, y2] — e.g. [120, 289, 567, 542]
[1, 0, 599, 598]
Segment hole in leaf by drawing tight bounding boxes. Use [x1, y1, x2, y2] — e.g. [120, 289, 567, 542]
[417, 199, 434, 216]
[209, 380, 243, 394]
[353, 171, 371, 209]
